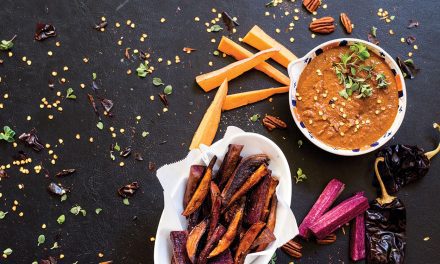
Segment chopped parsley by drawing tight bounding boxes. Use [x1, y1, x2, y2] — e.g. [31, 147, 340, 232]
[0, 126, 15, 143]
[295, 168, 307, 184]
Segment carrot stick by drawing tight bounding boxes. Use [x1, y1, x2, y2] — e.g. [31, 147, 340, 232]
[195, 48, 280, 92]
[189, 79, 228, 150]
[222, 86, 289, 111]
[242, 25, 297, 68]
[218, 36, 290, 86]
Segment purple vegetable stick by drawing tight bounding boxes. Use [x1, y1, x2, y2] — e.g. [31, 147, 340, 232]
[350, 212, 366, 262]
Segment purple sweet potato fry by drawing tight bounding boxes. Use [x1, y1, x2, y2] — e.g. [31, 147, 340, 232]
[251, 227, 276, 250]
[170, 231, 191, 264]
[207, 182, 221, 240]
[221, 154, 269, 207]
[208, 249, 234, 264]
[197, 225, 227, 264]
[244, 173, 271, 225]
[309, 193, 369, 240]
[218, 144, 244, 188]
[261, 176, 279, 222]
[350, 212, 366, 261]
[187, 208, 201, 232]
[298, 179, 345, 239]
[183, 165, 206, 208]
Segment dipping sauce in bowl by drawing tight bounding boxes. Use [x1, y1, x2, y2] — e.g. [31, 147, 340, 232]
[288, 39, 406, 155]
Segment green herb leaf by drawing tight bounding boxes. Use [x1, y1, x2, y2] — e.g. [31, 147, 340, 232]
[50, 242, 59, 250]
[92, 72, 97, 80]
[404, 58, 414, 66]
[70, 205, 82, 215]
[152, 77, 164, 86]
[96, 121, 104, 130]
[60, 194, 67, 202]
[141, 131, 149, 137]
[295, 168, 307, 184]
[0, 36, 16, 51]
[371, 26, 377, 37]
[339, 89, 349, 99]
[0, 211, 8, 219]
[114, 142, 121, 151]
[37, 235, 45, 246]
[213, 50, 220, 56]
[163, 85, 173, 95]
[95, 208, 102, 214]
[136, 62, 149, 78]
[250, 114, 260, 122]
[269, 252, 277, 264]
[297, 140, 303, 148]
[3, 248, 12, 256]
[80, 209, 87, 216]
[110, 151, 115, 160]
[209, 25, 223, 32]
[123, 198, 130, 205]
[350, 43, 370, 60]
[66, 88, 76, 99]
[0, 126, 16, 143]
[57, 214, 65, 224]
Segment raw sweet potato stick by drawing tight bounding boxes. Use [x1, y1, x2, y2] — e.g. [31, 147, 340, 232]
[195, 48, 280, 92]
[222, 86, 289, 111]
[218, 36, 290, 85]
[242, 25, 297, 68]
[189, 79, 228, 150]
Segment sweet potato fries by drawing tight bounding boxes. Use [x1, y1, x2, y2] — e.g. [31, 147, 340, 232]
[170, 144, 278, 263]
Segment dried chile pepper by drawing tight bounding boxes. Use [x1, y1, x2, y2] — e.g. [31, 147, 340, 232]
[374, 141, 439, 194]
[34, 23, 56, 41]
[18, 129, 44, 152]
[366, 157, 406, 264]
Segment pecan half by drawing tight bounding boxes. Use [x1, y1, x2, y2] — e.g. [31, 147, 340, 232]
[316, 233, 337, 244]
[303, 0, 320, 13]
[340, 13, 353, 34]
[262, 115, 287, 131]
[309, 17, 335, 34]
[281, 239, 302, 258]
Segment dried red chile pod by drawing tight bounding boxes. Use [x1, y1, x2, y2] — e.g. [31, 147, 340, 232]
[366, 157, 406, 264]
[375, 143, 439, 194]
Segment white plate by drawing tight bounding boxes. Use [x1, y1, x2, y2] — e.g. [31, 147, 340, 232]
[154, 128, 298, 264]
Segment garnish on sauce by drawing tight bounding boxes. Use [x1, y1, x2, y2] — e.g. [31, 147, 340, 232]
[333, 42, 389, 99]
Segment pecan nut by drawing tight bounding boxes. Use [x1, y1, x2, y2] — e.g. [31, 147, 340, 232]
[309, 16, 335, 34]
[303, 0, 320, 13]
[340, 13, 353, 34]
[281, 239, 302, 258]
[316, 233, 337, 244]
[262, 115, 287, 131]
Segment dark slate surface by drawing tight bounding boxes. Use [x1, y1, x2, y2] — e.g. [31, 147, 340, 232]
[0, 0, 439, 263]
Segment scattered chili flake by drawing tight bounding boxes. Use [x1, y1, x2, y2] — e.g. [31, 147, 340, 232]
[221, 11, 239, 32]
[0, 170, 8, 178]
[125, 48, 131, 59]
[158, 93, 168, 107]
[405, 36, 416, 45]
[18, 129, 44, 152]
[118, 182, 139, 198]
[119, 147, 132, 158]
[56, 169, 76, 177]
[87, 94, 100, 116]
[34, 23, 57, 41]
[148, 161, 156, 171]
[134, 152, 143, 161]
[94, 21, 108, 31]
[407, 20, 419, 28]
[183, 47, 196, 53]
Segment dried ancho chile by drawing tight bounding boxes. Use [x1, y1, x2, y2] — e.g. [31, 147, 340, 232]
[18, 129, 44, 152]
[366, 157, 406, 264]
[119, 146, 132, 158]
[396, 57, 419, 79]
[118, 182, 139, 198]
[34, 23, 57, 41]
[56, 169, 76, 177]
[374, 133, 440, 194]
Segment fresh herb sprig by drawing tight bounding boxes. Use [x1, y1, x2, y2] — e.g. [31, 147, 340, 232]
[0, 35, 17, 51]
[333, 42, 389, 99]
[0, 126, 15, 142]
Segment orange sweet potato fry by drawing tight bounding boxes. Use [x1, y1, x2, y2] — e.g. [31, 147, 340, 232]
[242, 25, 297, 68]
[183, 165, 206, 208]
[208, 201, 245, 258]
[207, 182, 221, 240]
[189, 79, 228, 150]
[221, 86, 289, 111]
[182, 156, 217, 216]
[195, 48, 280, 92]
[234, 221, 266, 264]
[218, 36, 290, 85]
[186, 219, 208, 263]
[223, 164, 269, 210]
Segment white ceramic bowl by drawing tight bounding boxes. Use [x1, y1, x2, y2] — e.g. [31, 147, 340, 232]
[287, 38, 407, 156]
[154, 130, 298, 264]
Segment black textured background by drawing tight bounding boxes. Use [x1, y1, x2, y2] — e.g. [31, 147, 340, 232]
[0, 0, 439, 263]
